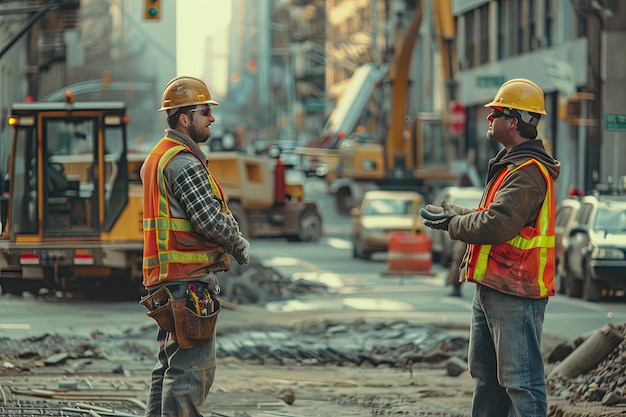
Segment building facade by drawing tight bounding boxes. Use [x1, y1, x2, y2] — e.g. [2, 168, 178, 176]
[0, 0, 177, 164]
[453, 0, 626, 199]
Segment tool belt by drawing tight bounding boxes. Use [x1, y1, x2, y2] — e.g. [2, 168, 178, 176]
[139, 285, 221, 349]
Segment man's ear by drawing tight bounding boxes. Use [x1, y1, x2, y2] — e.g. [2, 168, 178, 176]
[178, 112, 190, 128]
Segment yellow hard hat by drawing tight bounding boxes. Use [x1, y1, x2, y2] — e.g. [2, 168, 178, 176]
[484, 78, 546, 115]
[158, 76, 218, 112]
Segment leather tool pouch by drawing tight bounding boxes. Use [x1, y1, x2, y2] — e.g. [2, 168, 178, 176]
[170, 299, 221, 349]
[140, 287, 221, 349]
[140, 286, 176, 332]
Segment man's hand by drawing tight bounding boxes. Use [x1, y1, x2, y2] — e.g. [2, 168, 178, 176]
[227, 234, 250, 265]
[420, 200, 461, 231]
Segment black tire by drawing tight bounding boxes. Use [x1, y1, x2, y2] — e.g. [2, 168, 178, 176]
[431, 251, 442, 264]
[0, 279, 26, 296]
[582, 261, 602, 302]
[335, 189, 354, 216]
[554, 259, 566, 295]
[563, 258, 582, 298]
[228, 201, 249, 238]
[293, 210, 323, 242]
[352, 238, 371, 260]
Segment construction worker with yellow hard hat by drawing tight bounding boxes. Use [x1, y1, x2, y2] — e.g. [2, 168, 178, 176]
[421, 78, 560, 416]
[140, 75, 250, 416]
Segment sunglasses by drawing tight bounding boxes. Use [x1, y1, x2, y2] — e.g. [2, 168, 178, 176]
[491, 108, 506, 119]
[189, 105, 213, 117]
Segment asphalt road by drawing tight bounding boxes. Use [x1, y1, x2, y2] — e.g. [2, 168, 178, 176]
[1, 177, 624, 342]
[1, 177, 625, 416]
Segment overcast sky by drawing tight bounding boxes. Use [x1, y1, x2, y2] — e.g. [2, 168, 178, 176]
[176, 0, 232, 96]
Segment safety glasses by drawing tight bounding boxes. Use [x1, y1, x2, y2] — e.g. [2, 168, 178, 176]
[490, 108, 506, 119]
[189, 105, 213, 117]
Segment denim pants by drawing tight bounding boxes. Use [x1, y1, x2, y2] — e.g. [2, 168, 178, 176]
[468, 284, 548, 417]
[145, 283, 217, 417]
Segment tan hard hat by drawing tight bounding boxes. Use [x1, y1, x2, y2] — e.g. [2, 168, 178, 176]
[158, 76, 218, 112]
[484, 78, 546, 115]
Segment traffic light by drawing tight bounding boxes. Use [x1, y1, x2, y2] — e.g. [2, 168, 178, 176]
[567, 99, 582, 119]
[566, 92, 595, 126]
[144, 0, 161, 20]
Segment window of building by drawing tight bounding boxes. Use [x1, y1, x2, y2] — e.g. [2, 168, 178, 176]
[479, 4, 489, 64]
[465, 10, 475, 68]
[497, 0, 508, 59]
[545, 0, 554, 47]
[528, 0, 538, 51]
[577, 14, 587, 38]
[516, 0, 526, 54]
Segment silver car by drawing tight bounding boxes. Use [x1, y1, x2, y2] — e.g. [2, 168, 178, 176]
[562, 195, 626, 301]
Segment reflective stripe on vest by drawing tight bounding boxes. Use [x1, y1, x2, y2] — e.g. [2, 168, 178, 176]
[468, 159, 555, 298]
[143, 138, 230, 284]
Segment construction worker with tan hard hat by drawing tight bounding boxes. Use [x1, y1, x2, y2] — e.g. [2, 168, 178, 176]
[139, 76, 250, 417]
[422, 78, 560, 416]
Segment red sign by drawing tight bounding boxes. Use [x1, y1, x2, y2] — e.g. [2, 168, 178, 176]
[448, 101, 467, 135]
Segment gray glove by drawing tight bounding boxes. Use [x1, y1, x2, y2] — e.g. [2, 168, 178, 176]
[420, 200, 463, 231]
[227, 234, 250, 265]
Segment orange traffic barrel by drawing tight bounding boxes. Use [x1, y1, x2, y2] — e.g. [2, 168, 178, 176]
[383, 231, 432, 276]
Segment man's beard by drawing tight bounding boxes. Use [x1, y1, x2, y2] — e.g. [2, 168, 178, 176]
[188, 122, 209, 144]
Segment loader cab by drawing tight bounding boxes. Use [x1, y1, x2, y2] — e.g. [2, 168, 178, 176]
[6, 101, 129, 240]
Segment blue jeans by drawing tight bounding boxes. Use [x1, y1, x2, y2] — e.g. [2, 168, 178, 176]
[145, 283, 217, 417]
[468, 284, 548, 417]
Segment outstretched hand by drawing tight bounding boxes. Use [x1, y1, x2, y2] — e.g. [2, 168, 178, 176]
[420, 200, 459, 231]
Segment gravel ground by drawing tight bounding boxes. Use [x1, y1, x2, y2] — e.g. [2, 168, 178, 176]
[1, 260, 626, 416]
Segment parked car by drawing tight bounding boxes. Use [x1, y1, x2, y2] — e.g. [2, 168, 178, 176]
[554, 198, 581, 293]
[562, 195, 626, 301]
[428, 186, 483, 265]
[350, 190, 424, 260]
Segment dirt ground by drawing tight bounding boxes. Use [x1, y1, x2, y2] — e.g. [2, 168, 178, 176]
[3, 302, 624, 417]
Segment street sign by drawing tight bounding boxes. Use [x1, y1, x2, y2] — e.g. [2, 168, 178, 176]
[448, 101, 466, 135]
[605, 113, 626, 132]
[476, 75, 505, 88]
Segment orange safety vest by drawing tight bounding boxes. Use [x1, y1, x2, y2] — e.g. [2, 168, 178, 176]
[142, 138, 231, 287]
[464, 159, 556, 298]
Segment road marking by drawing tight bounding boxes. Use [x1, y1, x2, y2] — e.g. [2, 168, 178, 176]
[0, 323, 31, 330]
[326, 237, 352, 250]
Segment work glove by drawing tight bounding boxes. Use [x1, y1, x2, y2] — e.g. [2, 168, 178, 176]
[420, 200, 463, 231]
[227, 234, 250, 265]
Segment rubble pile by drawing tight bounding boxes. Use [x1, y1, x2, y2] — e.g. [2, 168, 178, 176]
[218, 257, 326, 305]
[547, 322, 626, 408]
[0, 327, 155, 374]
[217, 319, 469, 368]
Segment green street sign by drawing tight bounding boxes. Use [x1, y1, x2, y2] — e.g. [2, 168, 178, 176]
[604, 113, 626, 132]
[476, 75, 506, 88]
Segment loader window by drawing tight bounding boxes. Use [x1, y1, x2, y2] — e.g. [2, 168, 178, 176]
[10, 128, 39, 234]
[102, 125, 128, 231]
[43, 118, 98, 236]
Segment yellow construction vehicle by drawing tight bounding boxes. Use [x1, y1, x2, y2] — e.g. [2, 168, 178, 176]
[297, 0, 477, 215]
[0, 94, 144, 296]
[0, 95, 322, 296]
[206, 147, 323, 243]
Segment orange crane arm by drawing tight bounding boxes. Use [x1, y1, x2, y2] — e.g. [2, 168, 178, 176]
[386, 2, 423, 172]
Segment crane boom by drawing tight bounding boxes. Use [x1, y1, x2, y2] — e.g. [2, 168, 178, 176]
[386, 2, 423, 172]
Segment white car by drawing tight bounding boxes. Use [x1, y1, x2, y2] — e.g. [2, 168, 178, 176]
[351, 190, 425, 260]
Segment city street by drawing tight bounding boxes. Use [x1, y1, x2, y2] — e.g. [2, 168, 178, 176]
[1, 179, 625, 416]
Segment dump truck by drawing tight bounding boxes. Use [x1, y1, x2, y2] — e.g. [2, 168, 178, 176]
[0, 94, 322, 296]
